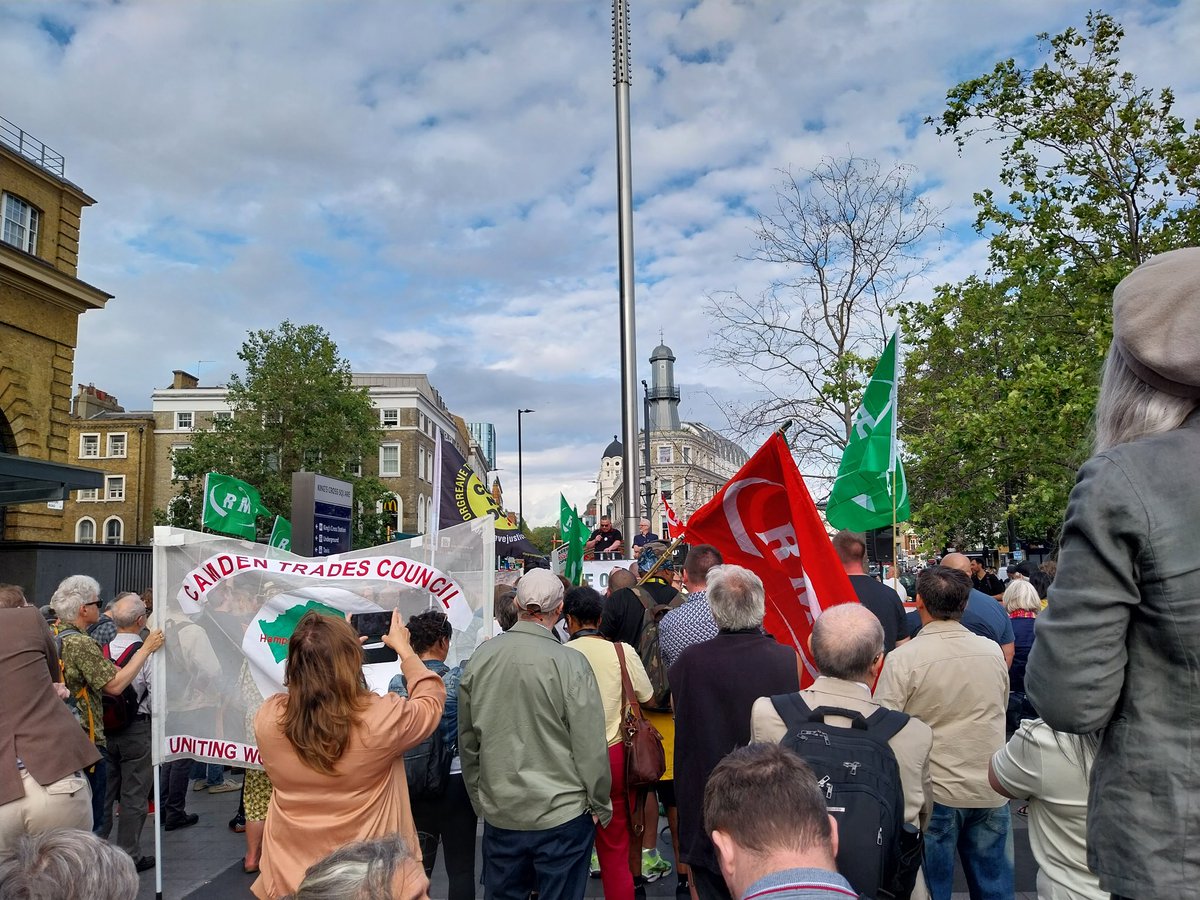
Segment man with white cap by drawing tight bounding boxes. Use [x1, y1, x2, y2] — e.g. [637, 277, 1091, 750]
[458, 568, 611, 900]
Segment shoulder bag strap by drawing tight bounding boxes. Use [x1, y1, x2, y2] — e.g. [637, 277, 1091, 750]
[614, 642, 644, 720]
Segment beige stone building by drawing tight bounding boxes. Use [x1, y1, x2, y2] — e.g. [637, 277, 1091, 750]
[149, 371, 475, 538]
[0, 117, 112, 539]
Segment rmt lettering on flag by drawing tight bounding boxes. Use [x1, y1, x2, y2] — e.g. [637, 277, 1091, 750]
[684, 433, 858, 686]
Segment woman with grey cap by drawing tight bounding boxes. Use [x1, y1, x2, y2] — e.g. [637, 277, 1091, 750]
[1025, 247, 1200, 900]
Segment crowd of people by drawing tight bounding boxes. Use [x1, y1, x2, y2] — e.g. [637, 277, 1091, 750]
[2, 249, 1199, 900]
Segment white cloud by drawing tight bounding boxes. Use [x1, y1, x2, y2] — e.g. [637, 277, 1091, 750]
[3, 0, 1195, 526]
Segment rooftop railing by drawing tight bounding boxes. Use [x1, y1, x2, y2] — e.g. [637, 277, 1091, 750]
[0, 116, 65, 178]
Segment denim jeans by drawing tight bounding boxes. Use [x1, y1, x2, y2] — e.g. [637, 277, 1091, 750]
[190, 760, 224, 787]
[923, 802, 1013, 900]
[85, 746, 108, 835]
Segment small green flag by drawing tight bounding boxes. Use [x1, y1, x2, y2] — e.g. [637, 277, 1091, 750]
[826, 330, 910, 532]
[559, 495, 590, 585]
[201, 472, 270, 539]
[269, 516, 292, 552]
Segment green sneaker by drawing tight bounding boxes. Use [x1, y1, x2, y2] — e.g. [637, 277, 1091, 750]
[589, 849, 601, 878]
[642, 848, 673, 882]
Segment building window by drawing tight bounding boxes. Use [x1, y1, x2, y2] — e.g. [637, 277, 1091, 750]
[104, 517, 123, 545]
[80, 434, 100, 458]
[170, 444, 191, 480]
[661, 519, 669, 537]
[105, 475, 125, 500]
[427, 451, 434, 482]
[418, 447, 427, 482]
[175, 411, 193, 430]
[380, 443, 400, 477]
[417, 495, 426, 533]
[76, 518, 96, 543]
[419, 413, 427, 434]
[657, 445, 673, 464]
[381, 409, 399, 428]
[347, 458, 363, 478]
[1, 193, 40, 254]
[659, 477, 673, 498]
[682, 445, 691, 464]
[77, 488, 98, 501]
[212, 411, 232, 427]
[107, 433, 127, 458]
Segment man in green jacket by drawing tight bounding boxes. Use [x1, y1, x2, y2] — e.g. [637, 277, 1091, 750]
[458, 568, 611, 899]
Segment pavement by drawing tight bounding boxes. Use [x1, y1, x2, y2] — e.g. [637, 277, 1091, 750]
[128, 784, 1041, 899]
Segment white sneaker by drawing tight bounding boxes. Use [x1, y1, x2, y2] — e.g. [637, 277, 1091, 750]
[208, 777, 242, 794]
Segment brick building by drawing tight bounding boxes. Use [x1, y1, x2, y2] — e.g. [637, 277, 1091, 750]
[59, 384, 155, 544]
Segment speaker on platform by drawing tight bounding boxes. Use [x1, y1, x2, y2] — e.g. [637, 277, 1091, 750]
[867, 527, 895, 565]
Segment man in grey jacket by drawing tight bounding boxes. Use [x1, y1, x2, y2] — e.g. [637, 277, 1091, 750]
[1027, 248, 1200, 900]
[458, 568, 611, 899]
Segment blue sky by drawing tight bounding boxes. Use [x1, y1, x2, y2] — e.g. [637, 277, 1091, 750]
[3, 0, 1197, 526]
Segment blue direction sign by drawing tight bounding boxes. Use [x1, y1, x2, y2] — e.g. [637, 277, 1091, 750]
[313, 499, 352, 556]
[291, 472, 354, 557]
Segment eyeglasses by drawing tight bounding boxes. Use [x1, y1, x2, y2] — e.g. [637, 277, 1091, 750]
[84, 600, 102, 609]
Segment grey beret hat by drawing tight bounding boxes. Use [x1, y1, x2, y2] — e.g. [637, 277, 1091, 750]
[1112, 247, 1200, 398]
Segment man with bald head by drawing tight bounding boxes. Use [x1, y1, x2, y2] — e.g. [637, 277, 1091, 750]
[97, 593, 156, 871]
[914, 554, 1014, 669]
[751, 603, 933, 853]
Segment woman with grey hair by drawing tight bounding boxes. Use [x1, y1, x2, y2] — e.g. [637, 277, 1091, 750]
[51, 575, 164, 835]
[1026, 247, 1200, 900]
[0, 827, 137, 899]
[1003, 580, 1041, 736]
[284, 834, 428, 900]
[668, 564, 800, 899]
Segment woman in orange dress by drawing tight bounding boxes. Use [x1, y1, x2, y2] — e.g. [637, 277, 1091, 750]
[250, 610, 445, 900]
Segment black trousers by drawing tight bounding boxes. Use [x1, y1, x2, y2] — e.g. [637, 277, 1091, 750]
[411, 773, 478, 900]
[159, 758, 192, 823]
[482, 811, 594, 900]
[690, 863, 734, 900]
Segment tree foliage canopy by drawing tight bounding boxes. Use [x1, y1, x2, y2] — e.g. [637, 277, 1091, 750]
[164, 321, 390, 548]
[902, 12, 1200, 550]
[707, 156, 941, 475]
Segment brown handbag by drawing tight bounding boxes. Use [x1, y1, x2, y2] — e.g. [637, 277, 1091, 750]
[615, 643, 666, 788]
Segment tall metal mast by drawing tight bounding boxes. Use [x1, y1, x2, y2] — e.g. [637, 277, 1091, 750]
[613, 0, 641, 544]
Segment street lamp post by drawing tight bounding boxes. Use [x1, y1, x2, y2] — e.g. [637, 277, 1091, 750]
[517, 409, 534, 529]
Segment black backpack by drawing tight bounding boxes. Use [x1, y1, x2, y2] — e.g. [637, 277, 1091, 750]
[771, 693, 911, 900]
[404, 724, 453, 801]
[101, 640, 144, 735]
[631, 585, 681, 712]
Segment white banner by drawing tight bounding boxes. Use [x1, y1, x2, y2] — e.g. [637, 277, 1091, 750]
[151, 519, 495, 768]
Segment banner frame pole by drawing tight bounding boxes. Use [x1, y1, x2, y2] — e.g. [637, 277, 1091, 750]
[153, 761, 162, 899]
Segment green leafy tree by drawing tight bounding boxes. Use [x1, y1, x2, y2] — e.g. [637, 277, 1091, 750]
[903, 12, 1200, 549]
[524, 524, 560, 556]
[163, 321, 390, 549]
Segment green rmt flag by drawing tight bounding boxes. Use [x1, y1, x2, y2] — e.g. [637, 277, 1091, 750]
[269, 516, 292, 552]
[825, 330, 910, 532]
[202, 472, 270, 539]
[559, 495, 590, 586]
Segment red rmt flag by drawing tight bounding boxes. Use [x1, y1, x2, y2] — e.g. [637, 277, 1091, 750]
[684, 432, 858, 686]
[662, 493, 686, 540]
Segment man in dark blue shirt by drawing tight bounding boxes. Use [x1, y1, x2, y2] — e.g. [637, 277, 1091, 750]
[907, 553, 1014, 667]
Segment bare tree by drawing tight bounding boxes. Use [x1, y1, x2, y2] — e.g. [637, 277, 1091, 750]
[707, 156, 941, 475]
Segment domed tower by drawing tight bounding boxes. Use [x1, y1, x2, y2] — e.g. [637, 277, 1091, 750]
[648, 342, 682, 432]
[594, 435, 624, 522]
